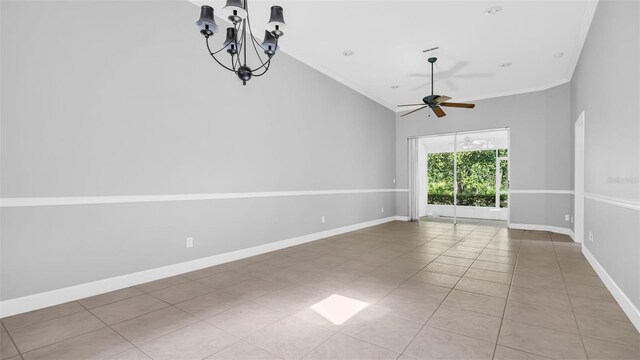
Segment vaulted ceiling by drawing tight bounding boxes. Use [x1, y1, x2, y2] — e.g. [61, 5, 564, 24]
[191, 1, 598, 111]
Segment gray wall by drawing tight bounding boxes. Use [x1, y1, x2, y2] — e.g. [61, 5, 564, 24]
[571, 0, 640, 310]
[395, 83, 574, 229]
[0, 1, 396, 300]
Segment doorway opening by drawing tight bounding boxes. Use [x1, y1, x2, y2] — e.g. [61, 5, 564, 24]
[411, 128, 510, 226]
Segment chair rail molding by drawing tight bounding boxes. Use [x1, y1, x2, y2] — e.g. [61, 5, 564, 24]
[0, 188, 408, 208]
[509, 189, 575, 195]
[583, 192, 640, 211]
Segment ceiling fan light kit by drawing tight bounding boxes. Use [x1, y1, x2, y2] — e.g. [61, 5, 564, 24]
[196, 0, 287, 85]
[399, 57, 476, 118]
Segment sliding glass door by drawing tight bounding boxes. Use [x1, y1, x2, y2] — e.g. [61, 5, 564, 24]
[417, 129, 509, 224]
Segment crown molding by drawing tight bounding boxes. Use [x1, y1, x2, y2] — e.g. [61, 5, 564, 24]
[567, 0, 599, 81]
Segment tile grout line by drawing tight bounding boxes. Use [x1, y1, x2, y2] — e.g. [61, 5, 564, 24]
[290, 224, 468, 359]
[490, 228, 523, 360]
[0, 223, 455, 359]
[1, 319, 21, 357]
[278, 236, 439, 358]
[3, 304, 115, 357]
[78, 297, 234, 360]
[198, 225, 443, 359]
[552, 240, 591, 359]
[3, 223, 598, 360]
[396, 224, 502, 357]
[75, 297, 148, 360]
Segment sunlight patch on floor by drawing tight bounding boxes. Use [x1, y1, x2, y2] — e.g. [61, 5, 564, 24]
[310, 294, 369, 325]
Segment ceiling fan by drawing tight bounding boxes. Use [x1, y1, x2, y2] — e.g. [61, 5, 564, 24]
[398, 57, 476, 118]
[409, 60, 493, 92]
[462, 136, 493, 150]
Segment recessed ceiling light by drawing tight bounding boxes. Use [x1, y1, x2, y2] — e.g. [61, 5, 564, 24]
[499, 62, 512, 68]
[343, 50, 354, 57]
[391, 85, 400, 89]
[554, 52, 565, 58]
[485, 6, 502, 15]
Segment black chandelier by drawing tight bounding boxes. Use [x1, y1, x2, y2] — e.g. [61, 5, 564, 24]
[196, 1, 287, 85]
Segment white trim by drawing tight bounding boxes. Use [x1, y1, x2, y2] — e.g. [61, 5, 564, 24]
[439, 79, 572, 107]
[408, 127, 510, 140]
[0, 189, 407, 208]
[0, 216, 404, 318]
[584, 192, 640, 211]
[582, 246, 640, 332]
[509, 190, 575, 195]
[509, 223, 575, 240]
[574, 111, 585, 244]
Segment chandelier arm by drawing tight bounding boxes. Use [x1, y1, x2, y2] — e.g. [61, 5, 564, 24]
[249, 36, 277, 72]
[233, 21, 243, 64]
[248, 36, 268, 69]
[242, 21, 247, 66]
[250, 58, 272, 74]
[248, 53, 275, 72]
[206, 37, 237, 73]
[211, 44, 228, 55]
[243, 0, 249, 66]
[233, 52, 241, 71]
[205, 36, 232, 57]
[245, 7, 268, 66]
[252, 61, 271, 77]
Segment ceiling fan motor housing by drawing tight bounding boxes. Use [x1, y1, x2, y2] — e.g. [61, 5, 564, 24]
[423, 95, 440, 106]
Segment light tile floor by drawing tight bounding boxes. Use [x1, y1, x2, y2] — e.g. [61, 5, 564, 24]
[2, 221, 639, 360]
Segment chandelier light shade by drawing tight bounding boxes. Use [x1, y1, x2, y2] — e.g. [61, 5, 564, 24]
[196, 1, 287, 85]
[266, 6, 286, 36]
[222, 0, 247, 23]
[196, 5, 218, 36]
[223, 27, 239, 54]
[261, 30, 278, 55]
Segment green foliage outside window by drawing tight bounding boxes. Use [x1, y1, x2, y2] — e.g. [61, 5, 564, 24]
[427, 149, 508, 207]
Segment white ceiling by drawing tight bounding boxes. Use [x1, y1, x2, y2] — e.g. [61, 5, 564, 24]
[191, 1, 598, 111]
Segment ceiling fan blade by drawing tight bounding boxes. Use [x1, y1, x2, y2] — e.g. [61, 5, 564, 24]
[432, 106, 446, 118]
[444, 79, 459, 91]
[440, 60, 468, 76]
[440, 102, 476, 109]
[410, 83, 429, 91]
[434, 95, 452, 104]
[452, 73, 495, 79]
[397, 104, 426, 107]
[400, 106, 428, 118]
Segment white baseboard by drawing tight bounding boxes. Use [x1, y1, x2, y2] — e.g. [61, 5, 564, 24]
[582, 247, 640, 332]
[0, 216, 400, 318]
[509, 223, 575, 241]
[394, 216, 410, 221]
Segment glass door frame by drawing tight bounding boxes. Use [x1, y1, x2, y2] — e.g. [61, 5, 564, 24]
[496, 156, 509, 209]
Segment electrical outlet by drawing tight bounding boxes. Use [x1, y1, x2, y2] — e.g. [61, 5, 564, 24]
[186, 237, 194, 248]
[565, 214, 570, 221]
[321, 216, 325, 223]
[393, 178, 396, 184]
[588, 231, 594, 242]
[381, 207, 384, 213]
